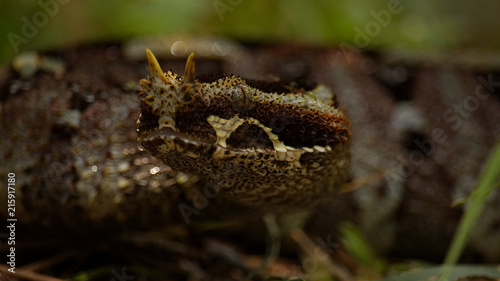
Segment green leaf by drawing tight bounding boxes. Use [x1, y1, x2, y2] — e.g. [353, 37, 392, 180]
[439, 139, 500, 281]
[340, 221, 386, 273]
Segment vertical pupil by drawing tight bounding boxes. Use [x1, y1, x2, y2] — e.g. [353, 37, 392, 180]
[232, 84, 253, 112]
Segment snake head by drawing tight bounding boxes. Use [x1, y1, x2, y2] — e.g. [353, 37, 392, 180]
[137, 49, 351, 210]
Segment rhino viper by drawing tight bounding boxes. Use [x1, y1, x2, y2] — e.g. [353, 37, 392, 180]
[1, 41, 500, 262]
[136, 49, 350, 210]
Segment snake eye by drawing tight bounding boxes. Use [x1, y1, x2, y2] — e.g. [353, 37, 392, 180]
[231, 83, 254, 112]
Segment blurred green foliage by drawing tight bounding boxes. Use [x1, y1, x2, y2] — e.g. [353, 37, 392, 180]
[1, 0, 500, 65]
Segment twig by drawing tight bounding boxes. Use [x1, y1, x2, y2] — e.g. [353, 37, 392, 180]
[17, 251, 75, 272]
[246, 214, 282, 280]
[341, 168, 390, 193]
[290, 228, 354, 281]
[0, 264, 63, 281]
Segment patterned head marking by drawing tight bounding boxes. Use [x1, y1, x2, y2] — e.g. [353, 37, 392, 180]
[137, 49, 351, 210]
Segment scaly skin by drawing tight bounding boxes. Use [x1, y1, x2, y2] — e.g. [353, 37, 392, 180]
[137, 49, 351, 210]
[1, 43, 499, 262]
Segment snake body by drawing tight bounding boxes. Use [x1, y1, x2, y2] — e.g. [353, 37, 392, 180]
[1, 42, 500, 262]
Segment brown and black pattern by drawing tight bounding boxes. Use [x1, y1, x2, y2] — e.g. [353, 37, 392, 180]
[1, 42, 499, 263]
[137, 50, 351, 210]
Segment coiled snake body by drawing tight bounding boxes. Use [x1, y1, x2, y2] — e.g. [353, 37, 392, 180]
[1, 42, 500, 262]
